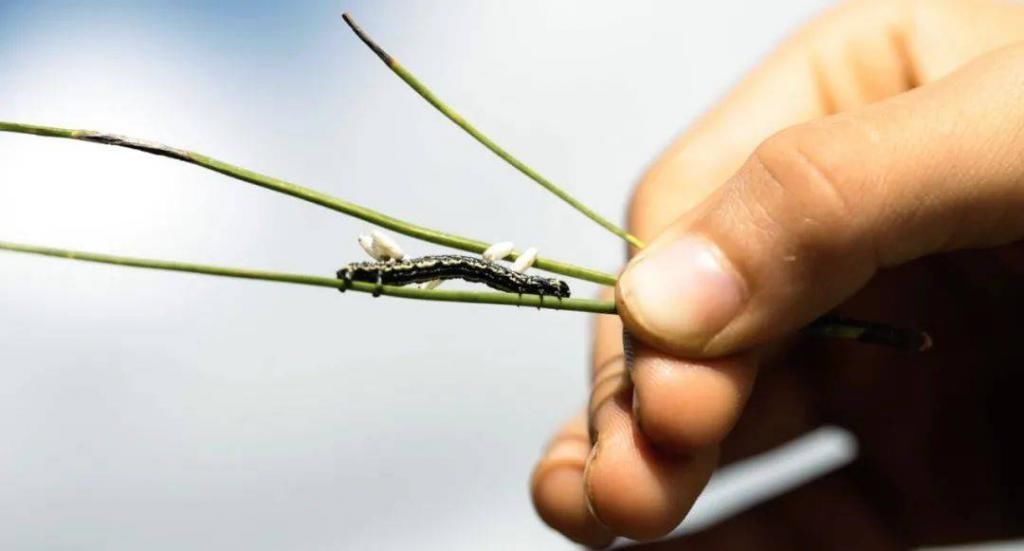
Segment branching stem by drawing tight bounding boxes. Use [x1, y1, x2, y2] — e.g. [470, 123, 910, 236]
[0, 120, 618, 286]
[341, 13, 646, 249]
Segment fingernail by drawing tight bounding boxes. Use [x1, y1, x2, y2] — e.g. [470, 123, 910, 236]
[619, 235, 745, 349]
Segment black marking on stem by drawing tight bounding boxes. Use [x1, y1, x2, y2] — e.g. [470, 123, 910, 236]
[336, 255, 572, 298]
[75, 132, 191, 162]
[341, 13, 394, 65]
[803, 314, 932, 351]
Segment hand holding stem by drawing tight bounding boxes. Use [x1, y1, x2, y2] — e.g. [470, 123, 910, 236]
[532, 1, 1024, 546]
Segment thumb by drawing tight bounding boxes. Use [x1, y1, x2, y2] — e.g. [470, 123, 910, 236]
[618, 44, 1024, 357]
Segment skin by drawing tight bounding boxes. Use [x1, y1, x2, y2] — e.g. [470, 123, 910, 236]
[530, 1, 1024, 548]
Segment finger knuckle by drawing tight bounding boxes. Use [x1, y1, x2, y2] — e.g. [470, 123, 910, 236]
[744, 128, 862, 255]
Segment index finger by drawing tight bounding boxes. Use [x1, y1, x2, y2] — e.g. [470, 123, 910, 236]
[630, 0, 1024, 242]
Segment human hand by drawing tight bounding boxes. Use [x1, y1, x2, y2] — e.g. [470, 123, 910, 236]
[531, 1, 1024, 547]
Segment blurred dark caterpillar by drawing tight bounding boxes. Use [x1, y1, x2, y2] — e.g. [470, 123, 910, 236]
[337, 254, 571, 298]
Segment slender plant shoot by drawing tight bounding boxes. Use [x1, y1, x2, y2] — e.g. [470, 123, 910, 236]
[341, 13, 646, 249]
[0, 240, 929, 350]
[0, 240, 611, 313]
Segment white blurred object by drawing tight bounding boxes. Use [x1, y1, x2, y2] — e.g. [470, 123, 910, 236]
[368, 229, 406, 261]
[357, 233, 381, 260]
[920, 541, 1024, 550]
[482, 241, 515, 261]
[511, 247, 537, 273]
[355, 229, 407, 262]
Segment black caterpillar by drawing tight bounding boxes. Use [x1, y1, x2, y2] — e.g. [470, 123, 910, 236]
[337, 254, 571, 298]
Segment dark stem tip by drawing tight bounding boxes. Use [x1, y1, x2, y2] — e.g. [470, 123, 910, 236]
[341, 12, 394, 65]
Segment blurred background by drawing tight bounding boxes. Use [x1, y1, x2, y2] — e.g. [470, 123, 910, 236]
[0, 1, 864, 549]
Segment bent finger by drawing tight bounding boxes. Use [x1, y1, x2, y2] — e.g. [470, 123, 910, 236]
[531, 411, 615, 548]
[621, 43, 1024, 356]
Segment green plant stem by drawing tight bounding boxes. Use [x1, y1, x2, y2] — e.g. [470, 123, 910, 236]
[0, 240, 616, 313]
[341, 13, 646, 250]
[0, 120, 617, 286]
[0, 239, 930, 350]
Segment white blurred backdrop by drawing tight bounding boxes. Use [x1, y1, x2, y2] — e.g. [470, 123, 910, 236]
[0, 1, 845, 549]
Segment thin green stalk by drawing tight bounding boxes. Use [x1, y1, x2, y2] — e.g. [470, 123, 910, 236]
[0, 239, 929, 350]
[0, 120, 617, 286]
[0, 240, 616, 313]
[341, 13, 646, 250]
